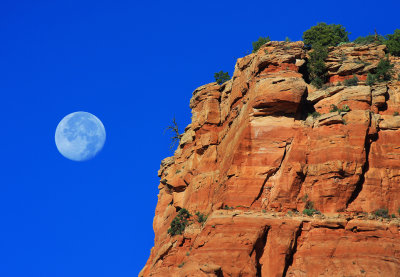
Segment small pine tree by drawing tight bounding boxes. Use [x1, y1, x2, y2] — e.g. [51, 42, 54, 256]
[308, 45, 328, 88]
[303, 22, 349, 48]
[252, 36, 271, 53]
[214, 71, 230, 85]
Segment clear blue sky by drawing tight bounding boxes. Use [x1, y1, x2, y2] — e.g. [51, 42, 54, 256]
[0, 0, 399, 276]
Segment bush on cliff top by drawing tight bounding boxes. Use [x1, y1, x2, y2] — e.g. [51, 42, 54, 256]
[214, 71, 230, 85]
[386, 29, 400, 57]
[252, 36, 271, 53]
[354, 34, 386, 45]
[303, 23, 349, 48]
[353, 30, 400, 56]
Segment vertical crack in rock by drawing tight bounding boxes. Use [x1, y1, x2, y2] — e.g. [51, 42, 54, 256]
[282, 222, 303, 277]
[250, 141, 291, 207]
[298, 56, 310, 84]
[250, 225, 269, 277]
[215, 268, 224, 277]
[298, 87, 314, 120]
[346, 115, 374, 207]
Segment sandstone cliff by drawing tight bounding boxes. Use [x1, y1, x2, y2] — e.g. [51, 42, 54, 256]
[141, 41, 400, 276]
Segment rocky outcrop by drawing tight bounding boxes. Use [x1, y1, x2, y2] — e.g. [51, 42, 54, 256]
[325, 43, 387, 84]
[141, 41, 400, 276]
[142, 210, 400, 277]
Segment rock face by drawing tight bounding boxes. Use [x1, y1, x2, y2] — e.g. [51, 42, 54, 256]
[141, 42, 400, 276]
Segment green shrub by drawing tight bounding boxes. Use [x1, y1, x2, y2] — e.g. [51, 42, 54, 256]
[366, 59, 394, 85]
[252, 36, 271, 53]
[308, 45, 328, 88]
[303, 22, 349, 48]
[308, 111, 321, 118]
[330, 104, 350, 113]
[168, 208, 191, 236]
[386, 29, 400, 57]
[392, 214, 396, 218]
[178, 262, 185, 268]
[214, 71, 230, 85]
[223, 205, 234, 210]
[303, 200, 321, 216]
[303, 208, 318, 216]
[394, 112, 399, 116]
[330, 104, 339, 112]
[285, 36, 291, 42]
[195, 211, 207, 223]
[341, 104, 350, 112]
[373, 208, 389, 219]
[344, 75, 359, 86]
[375, 58, 394, 82]
[366, 73, 376, 86]
[354, 35, 386, 45]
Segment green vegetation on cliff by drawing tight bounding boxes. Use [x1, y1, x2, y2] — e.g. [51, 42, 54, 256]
[252, 36, 271, 53]
[307, 44, 328, 88]
[303, 23, 349, 48]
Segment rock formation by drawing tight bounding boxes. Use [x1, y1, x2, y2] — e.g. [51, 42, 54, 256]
[140, 41, 400, 276]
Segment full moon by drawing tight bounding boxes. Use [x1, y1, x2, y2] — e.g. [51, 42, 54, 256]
[55, 111, 106, 161]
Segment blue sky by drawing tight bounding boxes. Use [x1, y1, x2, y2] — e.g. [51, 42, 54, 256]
[0, 0, 399, 276]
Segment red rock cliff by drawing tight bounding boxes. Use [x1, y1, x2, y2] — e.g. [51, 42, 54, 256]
[140, 41, 400, 276]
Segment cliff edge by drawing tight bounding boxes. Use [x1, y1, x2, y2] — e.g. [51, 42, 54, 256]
[141, 41, 400, 276]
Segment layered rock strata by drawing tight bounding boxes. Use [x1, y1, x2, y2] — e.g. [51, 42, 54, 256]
[141, 41, 400, 276]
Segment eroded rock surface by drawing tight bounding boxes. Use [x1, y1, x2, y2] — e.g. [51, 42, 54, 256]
[141, 41, 400, 276]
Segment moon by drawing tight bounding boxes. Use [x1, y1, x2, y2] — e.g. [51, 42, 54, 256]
[55, 112, 106, 161]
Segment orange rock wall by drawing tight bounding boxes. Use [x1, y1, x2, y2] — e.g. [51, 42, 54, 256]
[141, 42, 400, 276]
